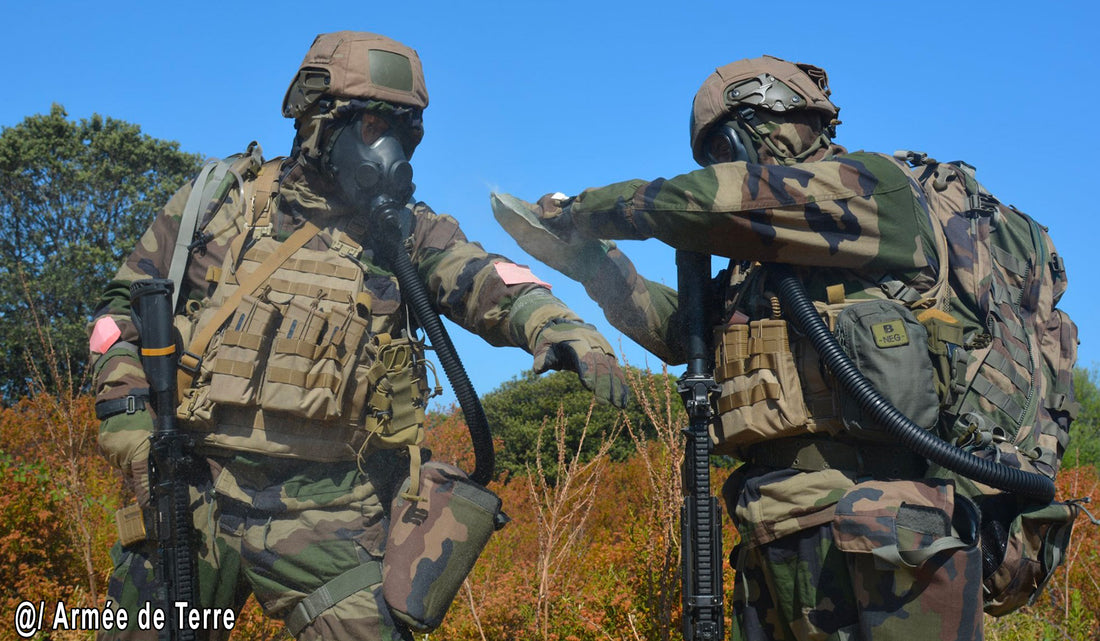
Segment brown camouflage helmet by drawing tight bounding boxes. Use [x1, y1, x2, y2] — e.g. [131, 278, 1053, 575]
[689, 55, 840, 166]
[284, 31, 429, 159]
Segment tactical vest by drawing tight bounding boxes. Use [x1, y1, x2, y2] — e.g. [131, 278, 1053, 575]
[172, 155, 434, 463]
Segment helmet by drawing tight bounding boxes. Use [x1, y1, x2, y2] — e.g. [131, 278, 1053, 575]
[283, 31, 428, 119]
[689, 55, 839, 166]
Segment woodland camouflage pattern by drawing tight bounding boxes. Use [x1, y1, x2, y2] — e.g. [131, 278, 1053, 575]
[383, 462, 503, 631]
[92, 133, 618, 638]
[497, 140, 1011, 637]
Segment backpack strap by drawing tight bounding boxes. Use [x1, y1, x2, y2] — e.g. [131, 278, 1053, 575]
[168, 142, 264, 311]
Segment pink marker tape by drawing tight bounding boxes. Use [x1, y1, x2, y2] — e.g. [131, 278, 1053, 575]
[89, 316, 122, 354]
[494, 262, 552, 289]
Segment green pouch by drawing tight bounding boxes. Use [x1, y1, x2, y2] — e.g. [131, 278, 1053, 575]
[383, 461, 506, 632]
[983, 501, 1078, 616]
[834, 299, 940, 438]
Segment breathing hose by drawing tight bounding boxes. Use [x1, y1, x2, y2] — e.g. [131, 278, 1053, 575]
[771, 264, 1055, 504]
[376, 203, 495, 485]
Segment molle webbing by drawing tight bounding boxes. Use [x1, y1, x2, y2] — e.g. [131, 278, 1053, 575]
[177, 222, 321, 401]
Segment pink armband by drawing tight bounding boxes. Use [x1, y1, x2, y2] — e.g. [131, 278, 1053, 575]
[494, 262, 552, 289]
[89, 316, 122, 354]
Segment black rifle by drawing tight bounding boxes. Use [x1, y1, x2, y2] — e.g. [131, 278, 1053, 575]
[130, 279, 197, 641]
[676, 250, 724, 640]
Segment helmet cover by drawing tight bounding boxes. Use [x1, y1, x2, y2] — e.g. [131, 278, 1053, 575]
[690, 55, 838, 165]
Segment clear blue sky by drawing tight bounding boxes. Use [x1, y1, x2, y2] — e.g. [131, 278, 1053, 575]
[2, 1, 1097, 409]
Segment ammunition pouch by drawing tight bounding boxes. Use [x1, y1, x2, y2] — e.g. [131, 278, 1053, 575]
[383, 461, 506, 632]
[712, 319, 812, 457]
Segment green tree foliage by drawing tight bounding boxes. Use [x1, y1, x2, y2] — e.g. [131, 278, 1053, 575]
[478, 367, 679, 481]
[0, 104, 202, 403]
[1067, 366, 1100, 470]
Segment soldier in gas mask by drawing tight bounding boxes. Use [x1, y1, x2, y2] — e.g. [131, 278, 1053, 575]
[90, 31, 627, 641]
[495, 55, 1079, 640]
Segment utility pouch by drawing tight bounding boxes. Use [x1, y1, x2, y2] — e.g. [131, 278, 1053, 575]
[383, 461, 506, 632]
[834, 300, 940, 438]
[349, 334, 432, 451]
[983, 501, 1078, 616]
[712, 319, 808, 455]
[115, 503, 150, 547]
[206, 295, 279, 407]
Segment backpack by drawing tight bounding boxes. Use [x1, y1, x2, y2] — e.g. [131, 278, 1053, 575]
[897, 150, 1085, 615]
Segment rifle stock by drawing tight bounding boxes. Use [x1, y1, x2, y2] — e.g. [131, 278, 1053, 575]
[675, 250, 724, 641]
[130, 279, 197, 641]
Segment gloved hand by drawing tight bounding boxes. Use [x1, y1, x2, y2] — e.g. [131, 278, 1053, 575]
[532, 319, 629, 408]
[490, 192, 614, 284]
[100, 410, 153, 508]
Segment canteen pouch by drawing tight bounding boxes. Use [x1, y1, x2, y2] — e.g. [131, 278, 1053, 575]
[206, 295, 279, 407]
[383, 461, 505, 632]
[833, 299, 940, 439]
[712, 319, 809, 455]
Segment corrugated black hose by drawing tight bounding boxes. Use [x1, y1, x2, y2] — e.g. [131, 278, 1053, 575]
[378, 204, 494, 486]
[771, 264, 1055, 504]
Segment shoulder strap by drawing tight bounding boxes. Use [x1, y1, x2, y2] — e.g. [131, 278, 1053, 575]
[176, 220, 321, 399]
[168, 142, 265, 311]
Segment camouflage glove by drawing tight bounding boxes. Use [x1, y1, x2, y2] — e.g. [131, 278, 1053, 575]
[100, 410, 153, 509]
[532, 319, 629, 408]
[490, 192, 615, 284]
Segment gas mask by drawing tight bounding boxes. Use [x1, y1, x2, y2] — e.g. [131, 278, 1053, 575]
[326, 112, 415, 220]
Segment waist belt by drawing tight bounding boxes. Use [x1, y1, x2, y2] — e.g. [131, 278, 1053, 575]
[746, 436, 927, 479]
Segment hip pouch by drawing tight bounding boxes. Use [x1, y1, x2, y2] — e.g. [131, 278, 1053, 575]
[981, 499, 1079, 616]
[383, 461, 506, 632]
[834, 299, 940, 438]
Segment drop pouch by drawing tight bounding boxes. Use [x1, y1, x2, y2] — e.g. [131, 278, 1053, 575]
[382, 460, 507, 632]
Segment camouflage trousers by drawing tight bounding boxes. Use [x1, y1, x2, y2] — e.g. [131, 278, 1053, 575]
[725, 467, 984, 641]
[98, 453, 411, 641]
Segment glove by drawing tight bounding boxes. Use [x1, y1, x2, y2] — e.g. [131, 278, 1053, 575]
[490, 192, 615, 284]
[532, 320, 629, 408]
[100, 410, 153, 508]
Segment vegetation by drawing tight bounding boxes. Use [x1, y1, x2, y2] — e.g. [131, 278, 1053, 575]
[0, 105, 202, 402]
[1, 106, 1097, 640]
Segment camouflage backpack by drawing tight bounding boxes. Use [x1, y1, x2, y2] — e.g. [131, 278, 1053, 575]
[896, 150, 1086, 615]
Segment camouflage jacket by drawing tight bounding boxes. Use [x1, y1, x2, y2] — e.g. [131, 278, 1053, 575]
[561, 150, 945, 546]
[91, 153, 581, 478]
[568, 150, 942, 363]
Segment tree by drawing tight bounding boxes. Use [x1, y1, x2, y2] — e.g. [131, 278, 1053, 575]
[477, 367, 678, 481]
[1067, 366, 1100, 470]
[0, 104, 203, 403]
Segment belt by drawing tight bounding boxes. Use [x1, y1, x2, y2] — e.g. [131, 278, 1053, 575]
[745, 436, 927, 479]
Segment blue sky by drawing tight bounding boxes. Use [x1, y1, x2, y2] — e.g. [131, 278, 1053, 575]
[2, 1, 1097, 409]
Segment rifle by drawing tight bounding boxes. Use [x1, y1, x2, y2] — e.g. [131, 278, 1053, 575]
[676, 250, 724, 640]
[130, 279, 198, 641]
